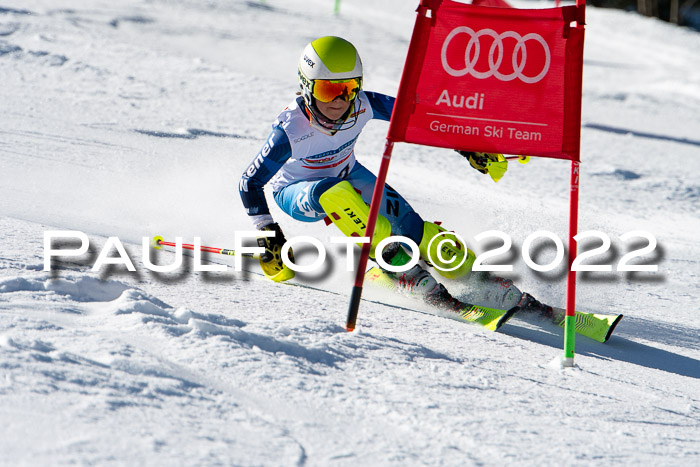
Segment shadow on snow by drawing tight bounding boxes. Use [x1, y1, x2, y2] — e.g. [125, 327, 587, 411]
[584, 123, 700, 148]
[502, 316, 700, 379]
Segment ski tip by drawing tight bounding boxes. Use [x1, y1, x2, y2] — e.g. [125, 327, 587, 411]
[346, 324, 355, 332]
[151, 235, 164, 249]
[603, 314, 624, 342]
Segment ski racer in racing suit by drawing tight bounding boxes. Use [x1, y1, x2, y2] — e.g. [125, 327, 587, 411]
[239, 36, 543, 314]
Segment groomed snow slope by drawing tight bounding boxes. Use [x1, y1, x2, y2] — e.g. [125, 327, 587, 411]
[1, 0, 699, 465]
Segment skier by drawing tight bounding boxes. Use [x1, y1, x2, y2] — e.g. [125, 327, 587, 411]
[239, 36, 547, 315]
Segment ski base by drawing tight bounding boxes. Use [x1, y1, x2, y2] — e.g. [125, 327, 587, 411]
[460, 304, 518, 331]
[550, 307, 623, 343]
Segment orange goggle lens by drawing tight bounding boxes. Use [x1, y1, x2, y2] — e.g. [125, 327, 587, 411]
[312, 78, 361, 103]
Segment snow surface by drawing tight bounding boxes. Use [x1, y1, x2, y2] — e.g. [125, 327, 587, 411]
[1, 0, 699, 465]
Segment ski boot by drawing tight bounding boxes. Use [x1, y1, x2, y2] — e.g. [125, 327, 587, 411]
[368, 243, 517, 330]
[380, 242, 467, 312]
[512, 292, 554, 319]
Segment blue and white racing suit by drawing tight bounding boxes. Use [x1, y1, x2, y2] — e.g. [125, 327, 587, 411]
[239, 91, 424, 244]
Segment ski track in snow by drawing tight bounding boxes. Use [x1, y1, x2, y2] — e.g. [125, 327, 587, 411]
[1, 0, 700, 465]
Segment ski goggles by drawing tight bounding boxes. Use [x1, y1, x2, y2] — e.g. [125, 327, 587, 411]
[311, 78, 361, 103]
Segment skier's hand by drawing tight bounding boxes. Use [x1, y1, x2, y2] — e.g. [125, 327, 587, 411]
[257, 222, 295, 282]
[457, 151, 508, 182]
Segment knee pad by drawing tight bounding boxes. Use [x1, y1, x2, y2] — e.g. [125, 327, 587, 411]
[418, 221, 475, 280]
[318, 180, 391, 257]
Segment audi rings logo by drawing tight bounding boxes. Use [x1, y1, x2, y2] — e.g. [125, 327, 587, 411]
[441, 27, 551, 84]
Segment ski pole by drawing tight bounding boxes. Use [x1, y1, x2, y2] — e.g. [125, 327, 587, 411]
[505, 155, 531, 163]
[151, 236, 258, 258]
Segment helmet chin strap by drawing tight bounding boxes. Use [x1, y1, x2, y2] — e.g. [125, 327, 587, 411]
[306, 97, 360, 135]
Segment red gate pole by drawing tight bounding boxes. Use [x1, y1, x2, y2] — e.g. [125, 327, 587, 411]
[345, 139, 395, 331]
[563, 160, 580, 365]
[345, 0, 435, 331]
[562, 0, 586, 366]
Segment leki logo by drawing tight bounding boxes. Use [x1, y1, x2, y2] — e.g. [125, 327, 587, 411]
[440, 27, 551, 84]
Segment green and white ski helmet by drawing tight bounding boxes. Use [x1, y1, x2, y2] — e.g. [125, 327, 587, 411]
[298, 36, 363, 101]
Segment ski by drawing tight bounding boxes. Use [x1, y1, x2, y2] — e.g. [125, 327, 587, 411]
[549, 307, 623, 343]
[365, 265, 623, 341]
[365, 266, 516, 331]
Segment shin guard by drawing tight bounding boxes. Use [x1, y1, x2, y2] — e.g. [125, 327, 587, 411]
[318, 181, 391, 258]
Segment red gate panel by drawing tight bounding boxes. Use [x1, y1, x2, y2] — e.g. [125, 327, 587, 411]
[388, 0, 585, 160]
